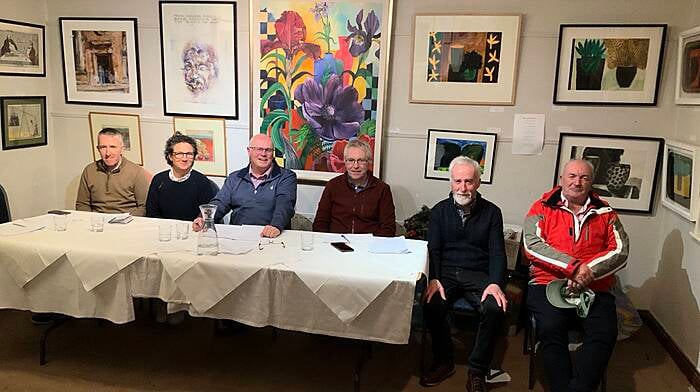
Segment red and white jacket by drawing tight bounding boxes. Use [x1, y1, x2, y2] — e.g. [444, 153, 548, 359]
[523, 186, 629, 292]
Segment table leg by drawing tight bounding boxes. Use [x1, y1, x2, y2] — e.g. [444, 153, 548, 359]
[39, 318, 68, 366]
[353, 341, 372, 392]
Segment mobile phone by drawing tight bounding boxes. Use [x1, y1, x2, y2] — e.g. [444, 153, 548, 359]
[47, 210, 71, 215]
[331, 242, 354, 252]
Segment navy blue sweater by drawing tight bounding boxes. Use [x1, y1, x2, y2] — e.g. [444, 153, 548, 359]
[145, 170, 217, 221]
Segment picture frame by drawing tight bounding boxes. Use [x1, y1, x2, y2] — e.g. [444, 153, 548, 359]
[424, 129, 497, 184]
[675, 26, 700, 105]
[554, 133, 663, 214]
[88, 112, 143, 166]
[250, 0, 394, 181]
[661, 141, 700, 221]
[173, 116, 228, 177]
[553, 24, 667, 106]
[0, 18, 45, 77]
[59, 17, 142, 107]
[159, 1, 239, 119]
[1, 96, 47, 150]
[409, 14, 522, 105]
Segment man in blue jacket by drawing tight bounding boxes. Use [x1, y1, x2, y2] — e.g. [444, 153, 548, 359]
[193, 134, 297, 238]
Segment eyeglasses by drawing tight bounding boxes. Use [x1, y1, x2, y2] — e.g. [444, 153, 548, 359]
[258, 239, 286, 250]
[248, 146, 274, 154]
[172, 152, 195, 159]
[344, 158, 369, 165]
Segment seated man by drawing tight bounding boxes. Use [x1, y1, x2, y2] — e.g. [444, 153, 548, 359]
[146, 132, 217, 221]
[193, 134, 296, 238]
[312, 139, 396, 236]
[421, 156, 507, 392]
[76, 128, 149, 216]
[523, 159, 629, 392]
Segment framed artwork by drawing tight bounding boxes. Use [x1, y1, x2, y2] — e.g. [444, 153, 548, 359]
[250, 0, 394, 181]
[676, 26, 700, 105]
[88, 112, 143, 165]
[1, 96, 47, 150]
[59, 17, 142, 107]
[554, 133, 663, 214]
[173, 117, 228, 177]
[553, 24, 667, 105]
[409, 14, 522, 105]
[159, 1, 239, 119]
[424, 129, 497, 183]
[0, 18, 45, 77]
[661, 141, 700, 221]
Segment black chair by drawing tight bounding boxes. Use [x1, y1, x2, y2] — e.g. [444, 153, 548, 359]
[0, 183, 10, 224]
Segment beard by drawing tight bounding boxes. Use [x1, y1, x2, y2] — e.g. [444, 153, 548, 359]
[453, 192, 474, 206]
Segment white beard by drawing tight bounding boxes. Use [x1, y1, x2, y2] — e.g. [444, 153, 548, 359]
[454, 193, 473, 206]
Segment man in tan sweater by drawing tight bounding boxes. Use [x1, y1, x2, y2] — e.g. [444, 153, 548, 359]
[75, 128, 149, 216]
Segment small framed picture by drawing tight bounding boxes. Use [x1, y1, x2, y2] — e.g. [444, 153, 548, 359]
[173, 117, 228, 177]
[0, 18, 45, 77]
[1, 96, 47, 150]
[675, 26, 700, 105]
[424, 129, 497, 183]
[88, 112, 143, 165]
[59, 17, 142, 107]
[662, 141, 700, 221]
[553, 24, 667, 105]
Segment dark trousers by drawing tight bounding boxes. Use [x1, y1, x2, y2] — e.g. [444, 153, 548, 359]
[527, 284, 617, 392]
[423, 267, 505, 375]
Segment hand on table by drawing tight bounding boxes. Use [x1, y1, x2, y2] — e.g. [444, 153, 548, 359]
[192, 217, 204, 232]
[425, 279, 446, 303]
[260, 225, 281, 238]
[481, 283, 508, 312]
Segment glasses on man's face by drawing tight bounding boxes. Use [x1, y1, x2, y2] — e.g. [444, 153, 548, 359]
[249, 146, 274, 154]
[258, 239, 286, 250]
[172, 152, 195, 159]
[344, 158, 369, 166]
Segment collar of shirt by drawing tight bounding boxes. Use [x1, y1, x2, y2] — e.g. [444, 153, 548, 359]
[249, 166, 272, 189]
[561, 193, 591, 217]
[99, 158, 122, 173]
[169, 168, 192, 183]
[452, 197, 474, 223]
[347, 176, 369, 193]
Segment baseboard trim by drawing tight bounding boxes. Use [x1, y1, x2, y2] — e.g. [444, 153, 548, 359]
[639, 310, 700, 390]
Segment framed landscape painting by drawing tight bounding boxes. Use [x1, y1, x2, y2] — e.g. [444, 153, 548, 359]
[676, 26, 700, 105]
[250, 0, 394, 181]
[0, 18, 45, 76]
[1, 96, 47, 150]
[553, 24, 667, 105]
[410, 14, 522, 105]
[662, 141, 700, 221]
[89, 112, 143, 165]
[173, 117, 228, 177]
[159, 1, 239, 119]
[554, 133, 663, 214]
[424, 129, 497, 183]
[59, 17, 142, 107]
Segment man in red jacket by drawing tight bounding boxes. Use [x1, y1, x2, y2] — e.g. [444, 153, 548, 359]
[313, 139, 396, 236]
[523, 159, 629, 392]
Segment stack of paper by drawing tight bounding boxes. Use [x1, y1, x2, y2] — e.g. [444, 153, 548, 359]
[367, 236, 411, 254]
[0, 221, 46, 236]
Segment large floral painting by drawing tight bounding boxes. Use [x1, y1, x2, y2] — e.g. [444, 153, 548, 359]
[251, 0, 393, 181]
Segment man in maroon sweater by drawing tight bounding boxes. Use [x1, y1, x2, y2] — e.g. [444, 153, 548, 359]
[313, 139, 396, 236]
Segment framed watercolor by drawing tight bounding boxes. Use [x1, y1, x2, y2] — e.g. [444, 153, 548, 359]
[1, 96, 47, 150]
[553, 24, 667, 106]
[424, 129, 497, 183]
[173, 116, 228, 177]
[676, 26, 700, 105]
[661, 141, 700, 221]
[88, 112, 143, 166]
[59, 17, 142, 107]
[410, 14, 522, 105]
[554, 133, 663, 214]
[0, 18, 45, 77]
[250, 0, 394, 182]
[159, 1, 239, 119]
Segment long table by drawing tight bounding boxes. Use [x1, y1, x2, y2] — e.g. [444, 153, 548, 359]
[0, 211, 428, 345]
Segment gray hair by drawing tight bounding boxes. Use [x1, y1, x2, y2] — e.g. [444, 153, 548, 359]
[344, 139, 372, 161]
[449, 156, 482, 181]
[97, 128, 124, 145]
[560, 159, 595, 176]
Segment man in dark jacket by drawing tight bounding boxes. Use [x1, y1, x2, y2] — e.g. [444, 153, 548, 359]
[421, 156, 507, 392]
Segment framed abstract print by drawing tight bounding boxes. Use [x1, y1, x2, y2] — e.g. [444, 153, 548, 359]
[424, 129, 497, 184]
[662, 141, 700, 221]
[410, 14, 522, 105]
[1, 96, 47, 150]
[676, 26, 700, 105]
[88, 112, 143, 165]
[173, 116, 228, 177]
[0, 18, 45, 76]
[250, 0, 393, 181]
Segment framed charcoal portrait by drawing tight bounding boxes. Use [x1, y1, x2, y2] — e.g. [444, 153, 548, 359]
[59, 17, 142, 106]
[424, 129, 497, 183]
[662, 141, 700, 221]
[0, 18, 45, 77]
[1, 96, 47, 150]
[554, 133, 663, 214]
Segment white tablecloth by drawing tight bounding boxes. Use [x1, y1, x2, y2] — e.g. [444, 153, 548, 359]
[0, 212, 428, 344]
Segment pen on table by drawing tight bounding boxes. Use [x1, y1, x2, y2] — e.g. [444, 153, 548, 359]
[12, 222, 26, 227]
[341, 234, 350, 243]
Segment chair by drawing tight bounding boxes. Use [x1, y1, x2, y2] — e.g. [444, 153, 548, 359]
[0, 183, 10, 224]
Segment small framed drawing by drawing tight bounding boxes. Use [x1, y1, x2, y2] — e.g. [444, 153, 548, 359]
[553, 24, 667, 105]
[424, 129, 497, 183]
[59, 17, 142, 107]
[554, 133, 663, 214]
[676, 26, 700, 105]
[662, 141, 700, 221]
[0, 18, 45, 76]
[89, 112, 143, 166]
[159, 1, 239, 119]
[173, 117, 228, 177]
[1, 96, 47, 150]
[410, 14, 522, 105]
